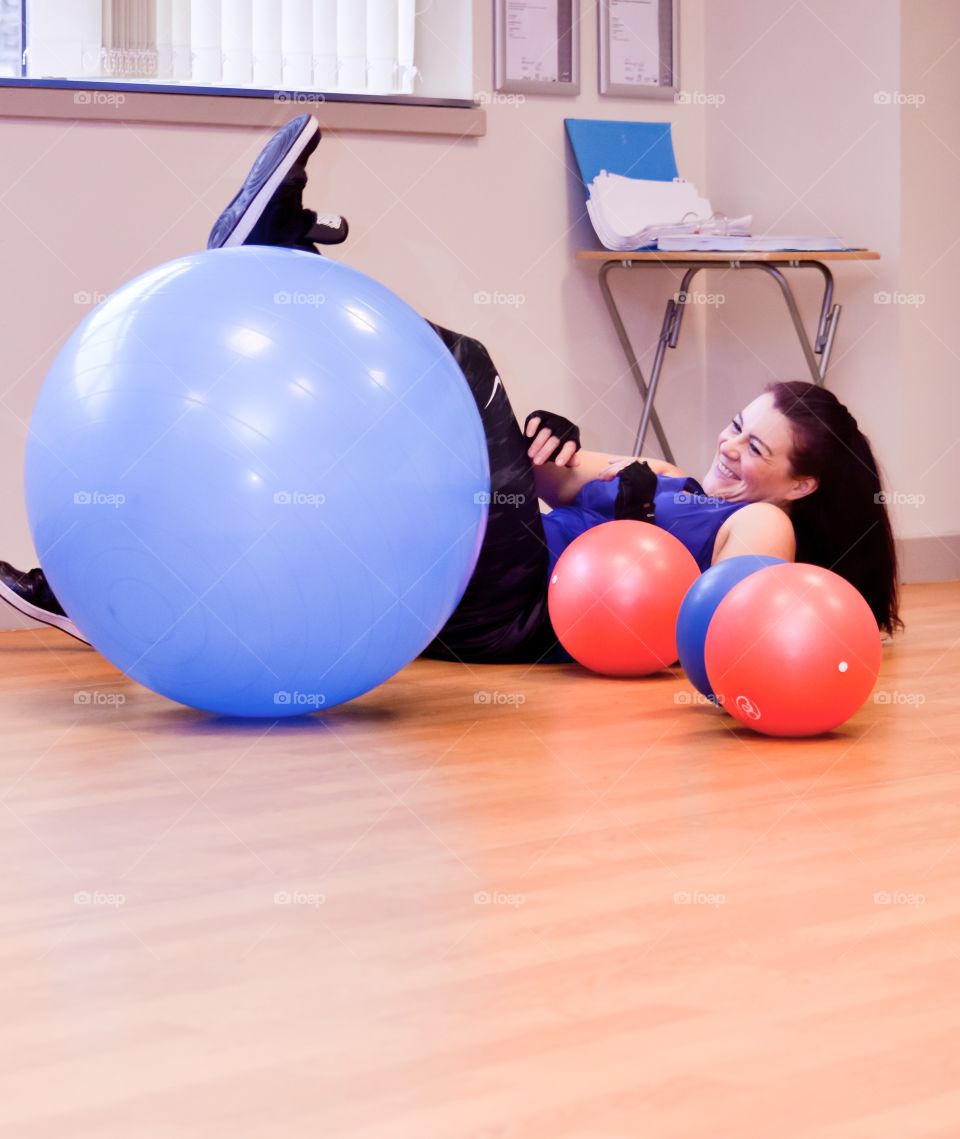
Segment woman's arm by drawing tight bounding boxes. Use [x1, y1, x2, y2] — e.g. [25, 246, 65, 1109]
[522, 413, 686, 508]
[532, 450, 686, 509]
[711, 503, 797, 564]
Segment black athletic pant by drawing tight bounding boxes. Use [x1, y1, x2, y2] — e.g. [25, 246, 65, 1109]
[420, 323, 560, 664]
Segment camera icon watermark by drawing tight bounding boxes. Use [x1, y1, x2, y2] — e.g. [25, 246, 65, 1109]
[73, 490, 125, 508]
[274, 889, 326, 907]
[473, 490, 526, 507]
[874, 890, 925, 907]
[874, 490, 926, 507]
[675, 290, 726, 307]
[474, 890, 526, 907]
[73, 89, 126, 108]
[474, 90, 526, 106]
[273, 290, 326, 308]
[74, 890, 126, 907]
[874, 291, 925, 307]
[874, 90, 925, 107]
[274, 690, 326, 709]
[674, 690, 722, 707]
[473, 290, 525, 308]
[873, 689, 926, 707]
[674, 491, 715, 506]
[473, 690, 526, 708]
[274, 91, 326, 105]
[273, 490, 326, 507]
[674, 90, 726, 106]
[74, 691, 126, 707]
[674, 890, 726, 907]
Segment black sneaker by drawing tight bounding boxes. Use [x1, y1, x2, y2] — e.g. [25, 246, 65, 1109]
[207, 113, 348, 253]
[0, 561, 89, 645]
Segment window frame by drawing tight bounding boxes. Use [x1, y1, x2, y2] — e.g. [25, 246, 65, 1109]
[0, 1, 484, 136]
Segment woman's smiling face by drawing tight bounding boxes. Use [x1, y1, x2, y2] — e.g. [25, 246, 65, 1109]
[700, 392, 818, 507]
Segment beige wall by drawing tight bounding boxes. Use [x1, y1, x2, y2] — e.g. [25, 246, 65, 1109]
[703, 0, 959, 567]
[1, 0, 956, 634]
[899, 0, 960, 550]
[0, 0, 709, 630]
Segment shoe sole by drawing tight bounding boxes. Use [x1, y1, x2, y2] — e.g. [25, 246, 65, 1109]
[0, 578, 91, 645]
[207, 113, 322, 250]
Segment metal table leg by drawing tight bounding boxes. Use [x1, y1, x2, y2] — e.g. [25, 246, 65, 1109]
[753, 261, 840, 383]
[597, 258, 843, 458]
[598, 261, 676, 463]
[633, 265, 705, 458]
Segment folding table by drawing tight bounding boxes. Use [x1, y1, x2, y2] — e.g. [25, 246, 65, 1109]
[576, 248, 881, 461]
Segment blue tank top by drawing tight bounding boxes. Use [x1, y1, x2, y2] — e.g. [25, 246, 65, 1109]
[542, 473, 750, 577]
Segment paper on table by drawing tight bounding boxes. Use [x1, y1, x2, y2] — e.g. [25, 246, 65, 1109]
[657, 234, 848, 252]
[584, 170, 751, 251]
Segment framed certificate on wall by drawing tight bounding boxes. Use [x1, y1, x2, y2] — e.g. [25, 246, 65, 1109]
[494, 0, 580, 96]
[599, 0, 678, 99]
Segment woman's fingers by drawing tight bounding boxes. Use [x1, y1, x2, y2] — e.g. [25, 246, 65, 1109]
[525, 422, 583, 467]
[598, 457, 629, 480]
[529, 432, 580, 466]
[553, 440, 579, 467]
[525, 416, 583, 467]
[526, 427, 549, 461]
[528, 427, 559, 465]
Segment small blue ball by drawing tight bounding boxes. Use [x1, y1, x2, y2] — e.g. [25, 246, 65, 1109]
[677, 554, 786, 701]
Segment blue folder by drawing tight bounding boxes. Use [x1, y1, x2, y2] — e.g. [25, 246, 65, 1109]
[564, 119, 679, 188]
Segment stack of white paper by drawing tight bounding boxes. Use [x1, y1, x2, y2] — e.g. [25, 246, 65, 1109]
[657, 233, 847, 252]
[585, 170, 751, 252]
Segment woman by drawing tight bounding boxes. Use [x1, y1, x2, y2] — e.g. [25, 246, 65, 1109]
[0, 114, 901, 660]
[417, 337, 901, 665]
[532, 379, 901, 627]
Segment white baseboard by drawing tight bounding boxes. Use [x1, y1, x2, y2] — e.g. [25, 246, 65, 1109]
[897, 535, 960, 583]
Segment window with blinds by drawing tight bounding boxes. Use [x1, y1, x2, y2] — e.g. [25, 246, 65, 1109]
[3, 0, 470, 101]
[0, 0, 20, 77]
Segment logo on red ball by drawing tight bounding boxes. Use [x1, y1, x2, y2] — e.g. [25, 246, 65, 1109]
[735, 694, 762, 721]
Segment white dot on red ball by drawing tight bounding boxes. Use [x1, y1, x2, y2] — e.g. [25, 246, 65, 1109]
[838, 661, 849, 673]
[551, 575, 558, 584]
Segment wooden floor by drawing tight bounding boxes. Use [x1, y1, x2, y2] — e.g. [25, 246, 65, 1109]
[1, 581, 959, 1138]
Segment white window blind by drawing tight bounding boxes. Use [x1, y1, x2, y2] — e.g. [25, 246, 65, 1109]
[0, 0, 22, 77]
[21, 0, 424, 96]
[25, 0, 103, 79]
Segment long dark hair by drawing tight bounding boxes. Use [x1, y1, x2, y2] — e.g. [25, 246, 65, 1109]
[766, 381, 902, 636]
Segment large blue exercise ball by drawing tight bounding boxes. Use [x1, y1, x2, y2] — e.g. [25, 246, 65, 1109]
[25, 247, 489, 717]
[676, 554, 785, 701]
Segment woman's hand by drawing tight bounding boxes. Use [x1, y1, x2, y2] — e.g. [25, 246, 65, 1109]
[597, 458, 635, 481]
[524, 413, 582, 468]
[598, 457, 686, 480]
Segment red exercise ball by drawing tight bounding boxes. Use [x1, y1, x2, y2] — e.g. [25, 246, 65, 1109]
[703, 562, 882, 737]
[548, 520, 700, 676]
